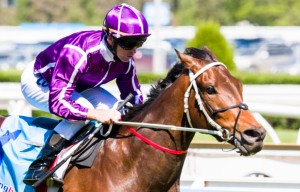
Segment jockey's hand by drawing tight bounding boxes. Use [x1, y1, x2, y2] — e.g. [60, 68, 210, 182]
[87, 108, 121, 124]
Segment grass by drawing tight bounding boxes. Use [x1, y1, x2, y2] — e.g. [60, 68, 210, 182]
[192, 128, 299, 144]
[0, 69, 22, 82]
[265, 128, 299, 144]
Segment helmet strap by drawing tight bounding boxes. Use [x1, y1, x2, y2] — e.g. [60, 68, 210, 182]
[112, 39, 120, 61]
[104, 35, 120, 61]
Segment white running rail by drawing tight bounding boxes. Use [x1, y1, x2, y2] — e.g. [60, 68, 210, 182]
[1, 83, 300, 144]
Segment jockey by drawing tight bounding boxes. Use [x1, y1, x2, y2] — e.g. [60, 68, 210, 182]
[21, 3, 150, 185]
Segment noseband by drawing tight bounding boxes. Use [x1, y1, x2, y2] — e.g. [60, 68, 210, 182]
[184, 62, 248, 141]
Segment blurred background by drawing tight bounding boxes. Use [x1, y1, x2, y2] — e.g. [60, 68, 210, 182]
[1, 1, 300, 191]
[1, 0, 300, 74]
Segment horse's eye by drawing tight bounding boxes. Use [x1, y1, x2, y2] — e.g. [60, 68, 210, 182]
[205, 86, 216, 94]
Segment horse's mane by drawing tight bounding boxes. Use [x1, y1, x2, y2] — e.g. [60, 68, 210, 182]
[123, 47, 214, 121]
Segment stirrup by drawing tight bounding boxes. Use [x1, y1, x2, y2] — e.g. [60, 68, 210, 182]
[46, 176, 64, 188]
[23, 167, 48, 185]
[23, 178, 39, 186]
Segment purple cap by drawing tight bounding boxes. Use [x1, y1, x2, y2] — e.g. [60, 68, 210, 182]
[103, 3, 151, 38]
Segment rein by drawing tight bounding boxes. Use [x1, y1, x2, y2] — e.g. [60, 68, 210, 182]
[114, 121, 224, 136]
[113, 121, 224, 155]
[107, 62, 249, 154]
[126, 126, 187, 155]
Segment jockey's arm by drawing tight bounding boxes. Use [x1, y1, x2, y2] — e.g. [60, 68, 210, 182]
[86, 108, 121, 124]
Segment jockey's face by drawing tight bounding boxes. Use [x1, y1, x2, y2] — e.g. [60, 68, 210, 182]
[107, 36, 144, 62]
[115, 43, 137, 62]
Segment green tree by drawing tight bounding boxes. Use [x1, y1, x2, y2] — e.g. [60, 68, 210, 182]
[14, 0, 144, 25]
[173, 0, 229, 26]
[187, 21, 236, 71]
[172, 0, 300, 26]
[2, 0, 300, 26]
[223, 0, 300, 26]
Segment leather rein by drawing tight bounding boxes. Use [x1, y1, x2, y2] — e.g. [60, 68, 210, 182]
[112, 62, 249, 154]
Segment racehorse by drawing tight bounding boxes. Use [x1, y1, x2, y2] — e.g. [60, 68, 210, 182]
[0, 47, 266, 192]
[60, 47, 266, 192]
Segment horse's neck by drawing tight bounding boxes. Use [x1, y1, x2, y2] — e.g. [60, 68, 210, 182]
[146, 76, 188, 123]
[115, 80, 193, 189]
[135, 76, 195, 149]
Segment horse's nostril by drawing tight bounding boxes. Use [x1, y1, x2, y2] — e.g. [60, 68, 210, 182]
[244, 129, 261, 138]
[244, 127, 267, 140]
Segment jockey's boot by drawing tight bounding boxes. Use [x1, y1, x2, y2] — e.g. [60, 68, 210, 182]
[23, 131, 67, 185]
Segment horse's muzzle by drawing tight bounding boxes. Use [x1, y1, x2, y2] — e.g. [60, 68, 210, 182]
[233, 126, 266, 156]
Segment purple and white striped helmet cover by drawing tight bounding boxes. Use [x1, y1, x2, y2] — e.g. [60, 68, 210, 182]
[103, 3, 150, 38]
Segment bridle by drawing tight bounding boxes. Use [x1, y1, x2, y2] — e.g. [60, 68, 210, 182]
[108, 61, 250, 155]
[184, 62, 249, 141]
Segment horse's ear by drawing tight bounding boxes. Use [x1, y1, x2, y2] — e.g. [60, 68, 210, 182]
[174, 49, 195, 70]
[202, 46, 219, 61]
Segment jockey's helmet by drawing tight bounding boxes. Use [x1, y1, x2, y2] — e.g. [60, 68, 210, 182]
[103, 3, 151, 39]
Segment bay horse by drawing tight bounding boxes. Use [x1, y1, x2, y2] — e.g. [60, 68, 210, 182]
[58, 47, 266, 192]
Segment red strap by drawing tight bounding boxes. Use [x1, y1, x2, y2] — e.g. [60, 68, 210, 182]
[126, 126, 187, 155]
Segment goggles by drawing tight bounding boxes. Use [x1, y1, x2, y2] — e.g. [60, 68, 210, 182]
[115, 37, 146, 50]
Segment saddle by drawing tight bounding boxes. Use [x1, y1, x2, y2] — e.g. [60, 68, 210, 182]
[69, 125, 104, 168]
[31, 117, 105, 187]
[31, 117, 104, 167]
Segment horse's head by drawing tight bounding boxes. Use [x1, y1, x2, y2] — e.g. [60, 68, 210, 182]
[175, 47, 266, 156]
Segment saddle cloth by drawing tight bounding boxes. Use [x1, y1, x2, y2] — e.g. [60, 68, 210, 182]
[0, 115, 102, 192]
[0, 115, 52, 192]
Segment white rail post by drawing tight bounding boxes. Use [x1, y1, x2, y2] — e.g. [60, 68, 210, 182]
[253, 112, 281, 144]
[297, 127, 300, 145]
